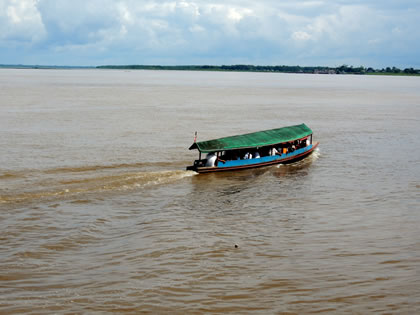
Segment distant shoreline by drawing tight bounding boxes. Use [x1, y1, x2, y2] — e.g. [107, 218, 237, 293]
[0, 64, 94, 70]
[97, 65, 420, 76]
[1, 64, 419, 76]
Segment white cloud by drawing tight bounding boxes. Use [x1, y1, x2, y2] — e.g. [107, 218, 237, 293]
[0, 0, 46, 44]
[189, 24, 205, 33]
[7, 5, 21, 23]
[117, 3, 133, 25]
[292, 31, 311, 41]
[227, 7, 253, 22]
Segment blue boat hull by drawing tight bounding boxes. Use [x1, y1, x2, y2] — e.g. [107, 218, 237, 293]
[188, 142, 319, 173]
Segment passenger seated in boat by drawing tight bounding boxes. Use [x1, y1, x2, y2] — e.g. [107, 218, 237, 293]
[244, 152, 250, 159]
[205, 152, 217, 167]
[254, 151, 260, 158]
[298, 140, 304, 148]
[270, 147, 278, 156]
[219, 151, 229, 162]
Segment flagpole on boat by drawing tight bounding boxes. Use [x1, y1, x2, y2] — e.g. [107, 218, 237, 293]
[193, 131, 201, 161]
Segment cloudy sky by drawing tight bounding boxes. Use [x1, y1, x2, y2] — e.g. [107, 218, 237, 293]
[1, 0, 419, 67]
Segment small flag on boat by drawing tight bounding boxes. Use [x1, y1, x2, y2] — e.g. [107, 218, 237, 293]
[194, 131, 197, 143]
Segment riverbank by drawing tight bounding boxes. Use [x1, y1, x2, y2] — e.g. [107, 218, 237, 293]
[2, 64, 419, 76]
[96, 64, 420, 76]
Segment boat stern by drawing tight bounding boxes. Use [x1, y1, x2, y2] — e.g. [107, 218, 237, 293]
[186, 165, 197, 171]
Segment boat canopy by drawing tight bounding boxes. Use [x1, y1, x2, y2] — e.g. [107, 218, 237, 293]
[189, 123, 312, 153]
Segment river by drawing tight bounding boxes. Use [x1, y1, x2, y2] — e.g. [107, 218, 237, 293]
[1, 69, 419, 313]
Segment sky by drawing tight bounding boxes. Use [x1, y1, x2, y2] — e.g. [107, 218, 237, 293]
[1, 0, 419, 68]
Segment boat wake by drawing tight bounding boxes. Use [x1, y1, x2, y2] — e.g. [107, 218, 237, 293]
[312, 147, 321, 159]
[0, 165, 196, 205]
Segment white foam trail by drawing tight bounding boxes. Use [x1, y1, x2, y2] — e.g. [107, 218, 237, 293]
[1, 170, 197, 204]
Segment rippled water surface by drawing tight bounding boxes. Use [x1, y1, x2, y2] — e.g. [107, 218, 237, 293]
[1, 69, 419, 313]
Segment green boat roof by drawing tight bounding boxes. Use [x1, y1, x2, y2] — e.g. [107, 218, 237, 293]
[189, 123, 312, 153]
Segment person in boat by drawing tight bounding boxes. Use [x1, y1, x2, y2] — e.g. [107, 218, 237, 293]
[270, 147, 279, 156]
[298, 140, 304, 149]
[205, 152, 217, 167]
[244, 152, 253, 159]
[254, 151, 261, 158]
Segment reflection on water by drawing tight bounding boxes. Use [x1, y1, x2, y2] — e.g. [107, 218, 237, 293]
[1, 69, 419, 313]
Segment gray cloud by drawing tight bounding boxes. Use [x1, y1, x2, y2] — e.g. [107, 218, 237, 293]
[0, 0, 419, 67]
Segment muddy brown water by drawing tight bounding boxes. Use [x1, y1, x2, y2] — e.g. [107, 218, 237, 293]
[1, 69, 419, 313]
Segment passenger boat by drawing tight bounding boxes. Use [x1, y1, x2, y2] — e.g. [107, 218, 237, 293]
[186, 123, 319, 173]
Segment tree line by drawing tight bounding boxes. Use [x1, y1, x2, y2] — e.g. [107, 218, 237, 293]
[97, 64, 420, 75]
